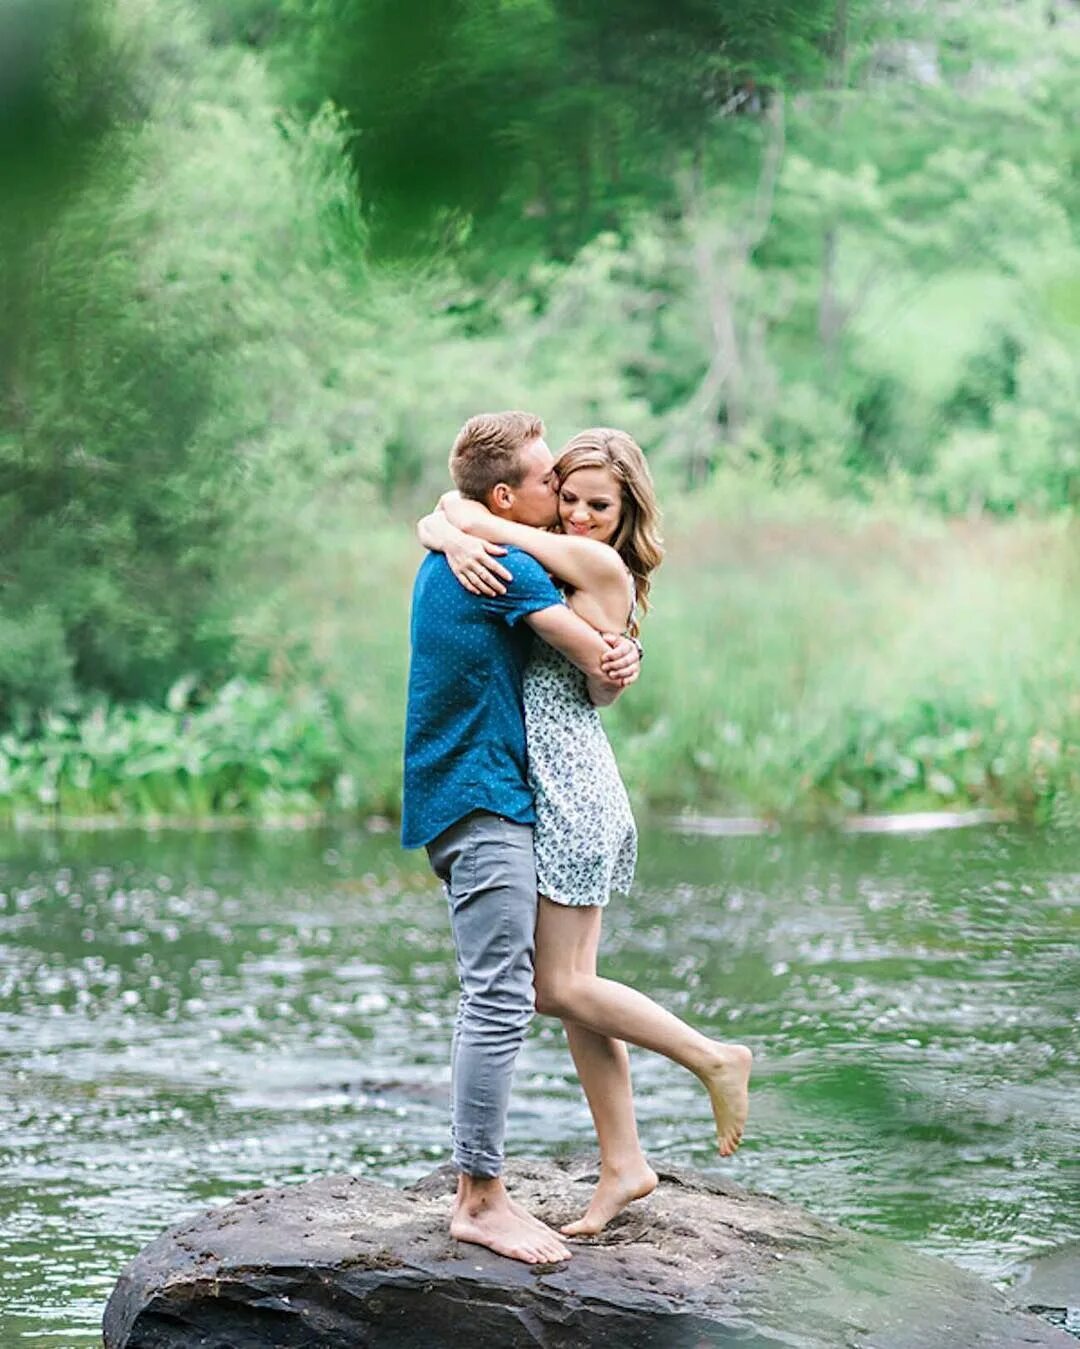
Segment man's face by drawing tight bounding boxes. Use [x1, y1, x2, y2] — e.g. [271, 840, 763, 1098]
[504, 437, 558, 527]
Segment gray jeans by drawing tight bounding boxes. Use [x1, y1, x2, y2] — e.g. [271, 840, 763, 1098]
[426, 811, 537, 1178]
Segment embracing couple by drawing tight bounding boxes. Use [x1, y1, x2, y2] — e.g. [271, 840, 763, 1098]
[401, 411, 751, 1265]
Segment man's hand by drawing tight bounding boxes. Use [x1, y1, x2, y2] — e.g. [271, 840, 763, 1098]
[598, 633, 641, 687]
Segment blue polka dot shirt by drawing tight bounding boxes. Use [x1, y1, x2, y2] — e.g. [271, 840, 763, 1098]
[401, 547, 562, 850]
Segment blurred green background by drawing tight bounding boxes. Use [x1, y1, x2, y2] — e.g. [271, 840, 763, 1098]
[2, 0, 1079, 826]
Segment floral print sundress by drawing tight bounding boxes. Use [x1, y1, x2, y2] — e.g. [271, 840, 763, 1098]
[523, 592, 637, 907]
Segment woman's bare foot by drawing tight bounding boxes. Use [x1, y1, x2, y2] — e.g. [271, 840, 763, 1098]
[696, 1042, 752, 1156]
[451, 1179, 571, 1265]
[560, 1160, 658, 1237]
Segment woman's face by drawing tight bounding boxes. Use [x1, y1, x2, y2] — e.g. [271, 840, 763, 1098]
[558, 465, 623, 545]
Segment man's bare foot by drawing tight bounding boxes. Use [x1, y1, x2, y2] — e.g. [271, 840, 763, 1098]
[560, 1160, 658, 1237]
[697, 1042, 752, 1156]
[457, 1178, 557, 1239]
[451, 1180, 571, 1265]
[507, 1193, 563, 1236]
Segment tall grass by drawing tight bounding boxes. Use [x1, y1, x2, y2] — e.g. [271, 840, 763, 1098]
[609, 478, 1080, 824]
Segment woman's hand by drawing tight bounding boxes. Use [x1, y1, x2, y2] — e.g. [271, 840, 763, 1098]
[417, 501, 512, 595]
[599, 633, 641, 687]
[444, 524, 513, 596]
[440, 490, 495, 534]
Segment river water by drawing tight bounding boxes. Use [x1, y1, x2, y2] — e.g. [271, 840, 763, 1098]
[1, 823, 1077, 1344]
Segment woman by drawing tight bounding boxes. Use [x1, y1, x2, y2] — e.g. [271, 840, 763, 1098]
[419, 428, 751, 1236]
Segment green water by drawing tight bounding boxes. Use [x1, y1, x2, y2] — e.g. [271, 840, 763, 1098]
[1, 823, 1077, 1344]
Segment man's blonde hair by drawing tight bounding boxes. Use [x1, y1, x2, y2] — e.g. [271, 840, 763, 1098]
[449, 411, 545, 502]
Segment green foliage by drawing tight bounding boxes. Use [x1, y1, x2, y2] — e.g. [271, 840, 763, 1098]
[3, 500, 1078, 827]
[605, 488, 1080, 825]
[0, 0, 133, 207]
[0, 678, 362, 823]
[276, 0, 840, 257]
[1, 2, 376, 710]
[3, 0, 1080, 826]
[0, 608, 73, 717]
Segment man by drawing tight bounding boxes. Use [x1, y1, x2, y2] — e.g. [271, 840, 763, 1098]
[401, 411, 639, 1264]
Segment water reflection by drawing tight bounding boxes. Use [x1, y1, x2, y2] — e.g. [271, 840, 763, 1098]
[1, 824, 1077, 1342]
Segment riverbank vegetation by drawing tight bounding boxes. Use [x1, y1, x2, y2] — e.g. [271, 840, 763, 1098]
[4, 497, 1078, 828]
[2, 0, 1079, 826]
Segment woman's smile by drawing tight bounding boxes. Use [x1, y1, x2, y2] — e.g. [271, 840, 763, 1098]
[558, 465, 622, 545]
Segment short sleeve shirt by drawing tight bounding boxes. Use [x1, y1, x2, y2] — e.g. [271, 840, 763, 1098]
[401, 547, 562, 849]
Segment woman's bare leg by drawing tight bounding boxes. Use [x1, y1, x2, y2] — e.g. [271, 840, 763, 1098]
[535, 898, 752, 1160]
[560, 1020, 658, 1235]
[537, 901, 656, 1233]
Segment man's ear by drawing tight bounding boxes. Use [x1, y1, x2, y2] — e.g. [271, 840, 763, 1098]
[490, 482, 514, 512]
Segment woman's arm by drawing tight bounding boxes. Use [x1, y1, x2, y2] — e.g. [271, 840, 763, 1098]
[416, 508, 513, 597]
[526, 608, 640, 707]
[440, 492, 631, 630]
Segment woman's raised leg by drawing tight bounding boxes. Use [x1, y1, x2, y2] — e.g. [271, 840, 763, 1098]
[536, 901, 657, 1234]
[534, 897, 752, 1160]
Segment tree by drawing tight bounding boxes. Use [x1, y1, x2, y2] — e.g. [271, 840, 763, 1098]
[279, 0, 838, 258]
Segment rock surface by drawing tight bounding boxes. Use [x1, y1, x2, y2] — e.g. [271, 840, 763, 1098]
[103, 1158, 1073, 1348]
[1009, 1241, 1080, 1340]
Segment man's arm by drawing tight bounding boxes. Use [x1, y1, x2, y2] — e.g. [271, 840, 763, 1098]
[524, 604, 639, 706]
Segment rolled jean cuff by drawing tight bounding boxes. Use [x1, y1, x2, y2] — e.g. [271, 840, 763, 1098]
[454, 1143, 503, 1179]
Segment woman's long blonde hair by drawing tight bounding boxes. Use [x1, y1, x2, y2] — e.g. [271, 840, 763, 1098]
[555, 428, 664, 631]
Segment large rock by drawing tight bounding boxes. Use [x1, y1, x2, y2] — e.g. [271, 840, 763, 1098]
[1009, 1242, 1080, 1340]
[103, 1158, 1072, 1348]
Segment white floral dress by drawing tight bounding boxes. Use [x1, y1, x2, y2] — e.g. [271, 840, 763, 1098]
[524, 599, 637, 908]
